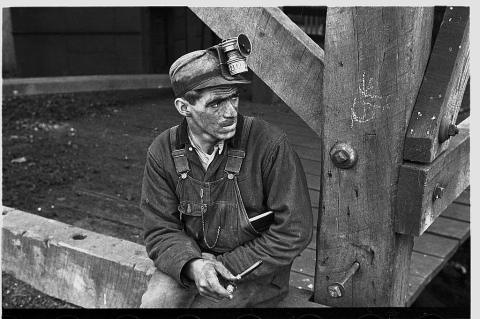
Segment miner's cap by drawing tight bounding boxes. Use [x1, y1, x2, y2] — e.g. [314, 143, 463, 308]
[169, 49, 251, 98]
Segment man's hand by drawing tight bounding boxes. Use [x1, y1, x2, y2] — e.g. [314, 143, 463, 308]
[184, 256, 238, 301]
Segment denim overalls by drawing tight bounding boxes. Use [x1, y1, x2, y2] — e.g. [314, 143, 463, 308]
[140, 117, 289, 308]
[171, 116, 260, 254]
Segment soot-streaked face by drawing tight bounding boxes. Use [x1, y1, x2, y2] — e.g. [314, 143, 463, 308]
[187, 86, 240, 146]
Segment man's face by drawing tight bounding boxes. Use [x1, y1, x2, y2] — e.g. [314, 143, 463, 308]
[187, 86, 239, 144]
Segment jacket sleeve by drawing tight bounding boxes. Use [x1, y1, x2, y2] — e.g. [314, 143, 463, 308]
[141, 148, 202, 286]
[216, 135, 313, 280]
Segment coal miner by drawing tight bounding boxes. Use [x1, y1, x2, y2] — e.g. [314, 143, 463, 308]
[140, 34, 313, 308]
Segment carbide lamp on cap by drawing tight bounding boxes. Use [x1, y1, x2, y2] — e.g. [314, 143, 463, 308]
[213, 34, 252, 77]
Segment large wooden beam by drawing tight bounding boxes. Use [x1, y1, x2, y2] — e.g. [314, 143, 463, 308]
[315, 7, 434, 306]
[190, 7, 324, 136]
[403, 7, 470, 163]
[2, 208, 154, 308]
[395, 118, 469, 236]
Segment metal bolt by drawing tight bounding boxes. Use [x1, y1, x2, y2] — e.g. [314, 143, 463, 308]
[433, 184, 445, 201]
[447, 124, 459, 137]
[333, 150, 349, 163]
[330, 142, 358, 169]
[327, 261, 360, 298]
[439, 118, 459, 143]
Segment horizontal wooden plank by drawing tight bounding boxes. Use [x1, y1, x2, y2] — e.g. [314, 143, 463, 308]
[426, 216, 470, 241]
[395, 118, 469, 236]
[2, 208, 154, 308]
[406, 252, 445, 306]
[406, 275, 425, 306]
[454, 187, 470, 205]
[403, 7, 470, 163]
[409, 252, 444, 279]
[191, 7, 325, 136]
[413, 233, 458, 259]
[441, 202, 470, 222]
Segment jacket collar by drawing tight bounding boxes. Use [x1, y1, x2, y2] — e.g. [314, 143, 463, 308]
[176, 113, 245, 150]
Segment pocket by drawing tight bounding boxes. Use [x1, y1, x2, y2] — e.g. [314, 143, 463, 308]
[177, 202, 203, 242]
[208, 201, 240, 253]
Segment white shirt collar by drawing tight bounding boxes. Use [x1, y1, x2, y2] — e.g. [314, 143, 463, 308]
[188, 129, 225, 170]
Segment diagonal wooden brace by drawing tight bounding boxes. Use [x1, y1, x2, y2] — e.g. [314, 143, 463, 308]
[403, 7, 469, 163]
[190, 7, 325, 136]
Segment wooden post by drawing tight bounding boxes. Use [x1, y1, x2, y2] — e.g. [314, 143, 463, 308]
[315, 7, 434, 306]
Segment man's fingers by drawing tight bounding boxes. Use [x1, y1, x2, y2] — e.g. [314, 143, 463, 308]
[205, 269, 232, 298]
[197, 287, 222, 303]
[214, 262, 238, 281]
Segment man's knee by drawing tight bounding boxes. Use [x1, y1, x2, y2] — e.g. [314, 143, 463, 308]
[140, 270, 196, 308]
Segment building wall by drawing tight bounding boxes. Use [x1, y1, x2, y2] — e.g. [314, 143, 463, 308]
[3, 8, 17, 77]
[9, 7, 149, 77]
[5, 7, 219, 78]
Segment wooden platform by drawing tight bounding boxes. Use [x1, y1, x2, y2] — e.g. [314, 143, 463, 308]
[247, 100, 470, 306]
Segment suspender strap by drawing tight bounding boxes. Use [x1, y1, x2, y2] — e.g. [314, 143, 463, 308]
[169, 126, 190, 176]
[224, 116, 253, 175]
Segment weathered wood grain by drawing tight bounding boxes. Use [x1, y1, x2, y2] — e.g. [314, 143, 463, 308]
[395, 118, 469, 236]
[454, 187, 470, 205]
[190, 7, 325, 136]
[426, 216, 470, 242]
[2, 208, 154, 308]
[403, 7, 470, 163]
[316, 7, 434, 306]
[413, 233, 458, 259]
[441, 201, 469, 222]
[406, 252, 444, 306]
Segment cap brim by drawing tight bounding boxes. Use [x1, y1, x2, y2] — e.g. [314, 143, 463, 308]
[192, 75, 251, 92]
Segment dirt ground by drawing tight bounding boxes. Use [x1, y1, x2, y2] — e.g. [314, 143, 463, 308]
[1, 89, 470, 308]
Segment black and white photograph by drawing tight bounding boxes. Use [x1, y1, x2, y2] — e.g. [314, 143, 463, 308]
[1, 5, 471, 317]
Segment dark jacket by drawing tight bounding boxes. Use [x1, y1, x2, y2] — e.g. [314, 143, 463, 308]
[141, 114, 313, 289]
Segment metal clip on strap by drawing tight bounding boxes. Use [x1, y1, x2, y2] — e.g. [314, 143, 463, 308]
[225, 149, 245, 176]
[224, 116, 253, 177]
[170, 126, 190, 178]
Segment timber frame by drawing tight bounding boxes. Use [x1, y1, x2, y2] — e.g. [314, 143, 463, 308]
[191, 7, 469, 307]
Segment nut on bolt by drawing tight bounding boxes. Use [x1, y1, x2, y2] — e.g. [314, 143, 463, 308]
[330, 142, 358, 169]
[327, 261, 360, 298]
[433, 184, 445, 201]
[447, 124, 459, 137]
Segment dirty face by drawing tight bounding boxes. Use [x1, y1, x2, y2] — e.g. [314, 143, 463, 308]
[186, 86, 239, 145]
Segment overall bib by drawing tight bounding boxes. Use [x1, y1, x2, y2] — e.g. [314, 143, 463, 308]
[174, 116, 259, 255]
[140, 117, 287, 308]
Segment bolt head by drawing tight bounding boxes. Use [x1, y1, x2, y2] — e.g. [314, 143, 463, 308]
[333, 150, 349, 163]
[327, 283, 344, 298]
[433, 185, 445, 200]
[329, 142, 358, 169]
[448, 124, 459, 137]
